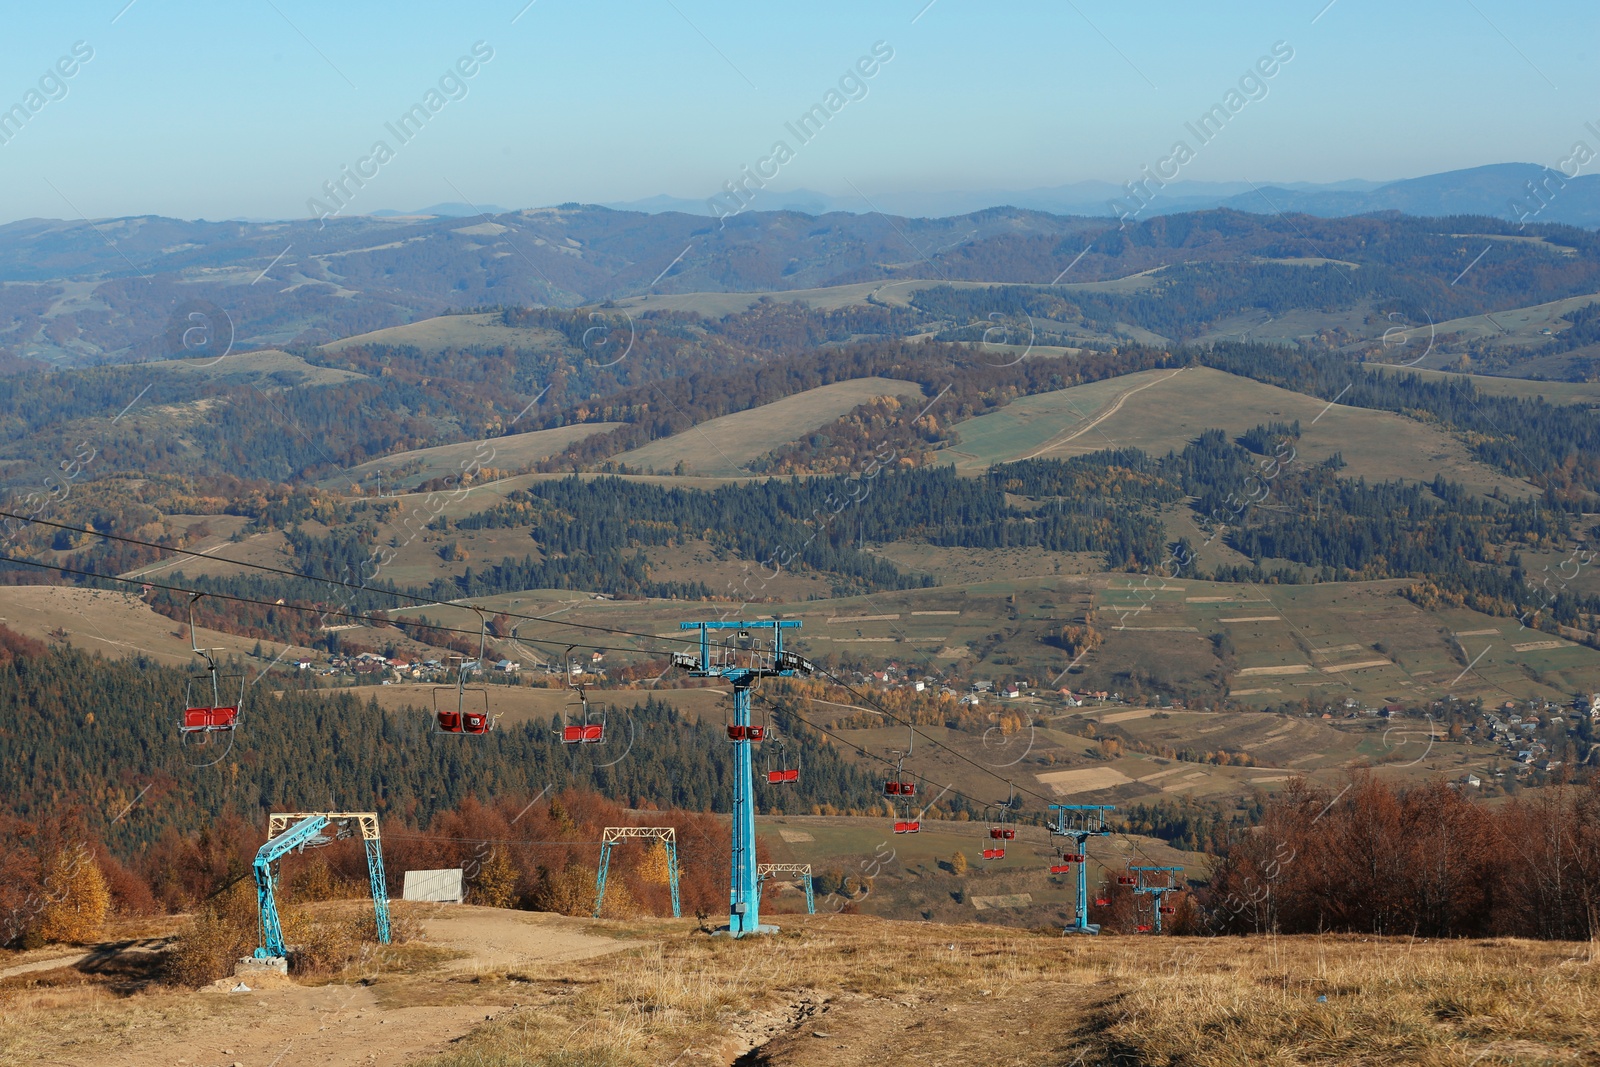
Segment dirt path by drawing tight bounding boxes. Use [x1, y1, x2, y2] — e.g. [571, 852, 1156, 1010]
[421, 907, 633, 973]
[3, 908, 633, 1067]
[1020, 365, 1187, 460]
[0, 952, 88, 981]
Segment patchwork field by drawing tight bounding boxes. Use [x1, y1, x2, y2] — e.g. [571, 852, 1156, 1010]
[1093, 575, 1600, 706]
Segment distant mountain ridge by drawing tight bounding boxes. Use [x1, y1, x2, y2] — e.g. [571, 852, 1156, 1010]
[604, 164, 1600, 226]
[1, 165, 1597, 367]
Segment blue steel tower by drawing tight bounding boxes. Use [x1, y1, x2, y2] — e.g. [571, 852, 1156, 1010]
[674, 619, 812, 936]
[1049, 803, 1115, 934]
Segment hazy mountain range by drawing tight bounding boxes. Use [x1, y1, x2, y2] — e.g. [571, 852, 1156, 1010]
[591, 164, 1600, 227]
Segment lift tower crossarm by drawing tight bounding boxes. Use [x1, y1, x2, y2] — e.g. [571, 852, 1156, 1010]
[673, 619, 810, 937]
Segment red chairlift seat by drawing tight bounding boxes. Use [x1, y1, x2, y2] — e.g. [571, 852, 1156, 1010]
[438, 710, 463, 733]
[893, 820, 921, 834]
[727, 724, 746, 741]
[1117, 875, 1136, 885]
[1094, 897, 1110, 907]
[988, 827, 1004, 840]
[1001, 828, 1016, 840]
[766, 768, 800, 784]
[747, 725, 765, 742]
[182, 706, 239, 732]
[1136, 924, 1152, 932]
[1159, 906, 1175, 915]
[1049, 863, 1072, 874]
[982, 847, 1005, 860]
[563, 721, 602, 743]
[464, 711, 489, 735]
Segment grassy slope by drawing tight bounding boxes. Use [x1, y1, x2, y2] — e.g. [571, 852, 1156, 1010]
[316, 422, 625, 492]
[319, 311, 568, 352]
[610, 377, 927, 475]
[939, 365, 1535, 497]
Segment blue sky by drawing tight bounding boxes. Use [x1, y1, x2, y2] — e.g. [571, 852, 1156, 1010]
[0, 0, 1593, 223]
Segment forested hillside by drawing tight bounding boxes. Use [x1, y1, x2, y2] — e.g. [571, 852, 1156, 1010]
[0, 634, 883, 857]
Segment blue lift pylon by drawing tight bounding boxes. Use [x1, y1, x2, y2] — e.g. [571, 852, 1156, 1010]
[255, 812, 391, 960]
[1130, 865, 1185, 933]
[673, 619, 813, 937]
[595, 826, 681, 918]
[1049, 804, 1115, 934]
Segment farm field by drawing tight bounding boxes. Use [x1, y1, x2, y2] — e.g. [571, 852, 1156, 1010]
[1093, 575, 1600, 707]
[384, 569, 1600, 715]
[610, 377, 927, 474]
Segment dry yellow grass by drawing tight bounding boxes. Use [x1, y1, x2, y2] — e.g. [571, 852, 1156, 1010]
[415, 919, 1600, 1066]
[6, 908, 1594, 1065]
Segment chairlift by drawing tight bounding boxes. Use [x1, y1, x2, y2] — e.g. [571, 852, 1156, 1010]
[435, 611, 493, 736]
[560, 645, 605, 743]
[1159, 905, 1176, 915]
[882, 718, 917, 797]
[1117, 874, 1136, 886]
[983, 847, 1006, 860]
[984, 783, 1018, 849]
[1094, 897, 1110, 907]
[180, 593, 244, 743]
[885, 719, 921, 832]
[766, 735, 800, 784]
[1136, 924, 1152, 933]
[1049, 863, 1072, 874]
